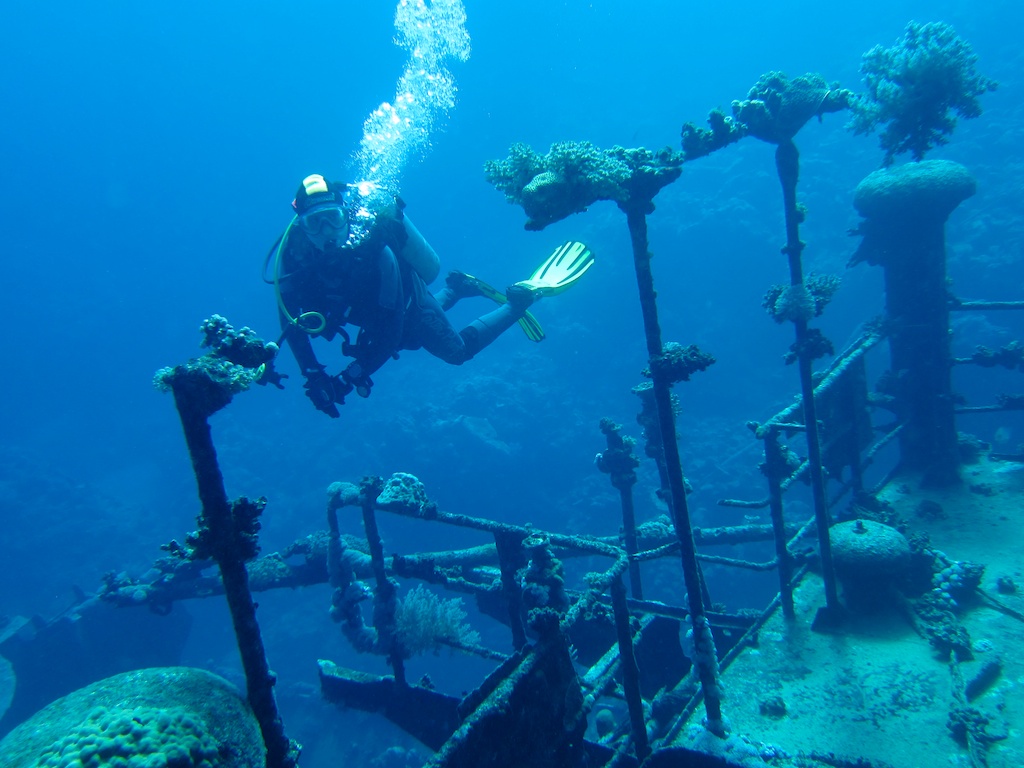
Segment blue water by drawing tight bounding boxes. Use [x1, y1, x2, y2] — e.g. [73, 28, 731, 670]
[2, 1, 1021, 764]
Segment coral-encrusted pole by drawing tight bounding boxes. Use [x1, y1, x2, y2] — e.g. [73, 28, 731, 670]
[610, 574, 649, 761]
[358, 476, 407, 686]
[774, 138, 840, 615]
[485, 141, 725, 733]
[848, 22, 993, 475]
[622, 198, 724, 733]
[596, 418, 643, 598]
[761, 427, 796, 619]
[852, 161, 976, 485]
[721, 73, 852, 619]
[157, 316, 299, 768]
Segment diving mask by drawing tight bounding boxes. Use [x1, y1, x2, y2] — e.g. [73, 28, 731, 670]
[298, 204, 349, 249]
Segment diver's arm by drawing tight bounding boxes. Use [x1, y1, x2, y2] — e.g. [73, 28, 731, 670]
[279, 309, 323, 376]
[397, 215, 441, 284]
[274, 235, 326, 376]
[279, 308, 349, 417]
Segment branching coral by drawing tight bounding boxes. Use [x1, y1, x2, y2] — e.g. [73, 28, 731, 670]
[763, 274, 842, 323]
[784, 328, 833, 365]
[198, 315, 277, 370]
[484, 141, 682, 229]
[484, 141, 628, 229]
[849, 21, 997, 165]
[763, 284, 816, 325]
[153, 316, 280, 417]
[681, 108, 747, 160]
[642, 342, 715, 384]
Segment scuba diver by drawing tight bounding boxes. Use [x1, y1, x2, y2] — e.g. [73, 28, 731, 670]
[267, 174, 594, 417]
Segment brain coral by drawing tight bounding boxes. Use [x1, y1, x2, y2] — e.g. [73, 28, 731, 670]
[36, 705, 219, 768]
[0, 667, 263, 768]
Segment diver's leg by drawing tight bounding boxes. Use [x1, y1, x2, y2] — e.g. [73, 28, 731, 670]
[414, 287, 537, 363]
[456, 287, 538, 359]
[409, 281, 475, 363]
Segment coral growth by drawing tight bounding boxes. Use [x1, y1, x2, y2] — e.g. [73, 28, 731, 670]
[642, 342, 715, 384]
[484, 141, 629, 228]
[784, 328, 833, 365]
[595, 418, 640, 490]
[969, 341, 1024, 371]
[153, 316, 280, 417]
[198, 315, 277, 370]
[521, 533, 569, 633]
[681, 71, 851, 158]
[35, 705, 220, 768]
[764, 285, 815, 325]
[484, 142, 682, 229]
[849, 21, 997, 164]
[182, 496, 266, 564]
[763, 274, 841, 324]
[931, 557, 985, 611]
[681, 108, 746, 161]
[392, 584, 480, 657]
[732, 71, 852, 144]
[376, 472, 432, 515]
[852, 159, 976, 225]
[0, 667, 263, 768]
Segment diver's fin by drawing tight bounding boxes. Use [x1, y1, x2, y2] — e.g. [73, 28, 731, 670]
[462, 273, 546, 342]
[514, 241, 595, 297]
[517, 311, 545, 342]
[460, 273, 505, 304]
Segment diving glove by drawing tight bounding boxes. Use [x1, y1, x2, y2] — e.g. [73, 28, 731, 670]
[303, 369, 352, 418]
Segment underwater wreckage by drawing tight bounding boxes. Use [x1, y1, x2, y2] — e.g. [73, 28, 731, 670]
[2, 19, 1023, 768]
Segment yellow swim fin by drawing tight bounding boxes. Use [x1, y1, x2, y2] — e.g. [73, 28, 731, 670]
[514, 241, 595, 297]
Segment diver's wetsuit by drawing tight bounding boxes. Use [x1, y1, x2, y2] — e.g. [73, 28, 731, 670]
[276, 203, 520, 386]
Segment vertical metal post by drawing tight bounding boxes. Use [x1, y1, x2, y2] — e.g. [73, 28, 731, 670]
[358, 477, 406, 686]
[494, 530, 529, 651]
[610, 575, 650, 762]
[170, 374, 299, 768]
[763, 429, 795, 619]
[598, 419, 644, 598]
[623, 201, 725, 733]
[775, 139, 840, 614]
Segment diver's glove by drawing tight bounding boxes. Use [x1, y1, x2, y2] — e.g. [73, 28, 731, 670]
[256, 361, 287, 390]
[303, 368, 352, 418]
